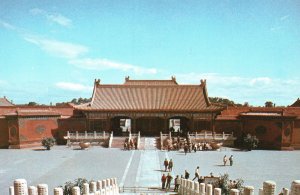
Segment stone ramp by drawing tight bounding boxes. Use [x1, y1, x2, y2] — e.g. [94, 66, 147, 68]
[144, 137, 158, 150]
[111, 136, 127, 149]
[139, 137, 145, 150]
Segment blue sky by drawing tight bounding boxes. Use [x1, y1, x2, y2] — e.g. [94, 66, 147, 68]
[0, 0, 300, 106]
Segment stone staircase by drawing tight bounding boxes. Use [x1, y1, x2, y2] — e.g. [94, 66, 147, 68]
[144, 137, 157, 150]
[139, 137, 145, 150]
[110, 136, 127, 148]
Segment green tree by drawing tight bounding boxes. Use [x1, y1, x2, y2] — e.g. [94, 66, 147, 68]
[265, 101, 274, 107]
[243, 134, 259, 151]
[28, 102, 38, 106]
[60, 178, 89, 195]
[214, 173, 244, 195]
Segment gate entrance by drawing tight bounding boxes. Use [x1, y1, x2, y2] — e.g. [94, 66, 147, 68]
[136, 117, 163, 136]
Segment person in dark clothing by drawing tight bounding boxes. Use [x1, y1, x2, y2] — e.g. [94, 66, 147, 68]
[198, 176, 205, 183]
[229, 155, 233, 166]
[184, 144, 188, 155]
[184, 170, 190, 179]
[161, 174, 167, 189]
[164, 158, 169, 172]
[168, 159, 173, 172]
[174, 175, 180, 192]
[166, 173, 173, 190]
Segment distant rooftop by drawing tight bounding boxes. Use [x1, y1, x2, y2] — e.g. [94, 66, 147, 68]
[0, 97, 14, 107]
[290, 98, 300, 107]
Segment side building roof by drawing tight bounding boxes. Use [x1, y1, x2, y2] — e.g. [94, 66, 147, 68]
[77, 77, 223, 112]
[0, 97, 14, 107]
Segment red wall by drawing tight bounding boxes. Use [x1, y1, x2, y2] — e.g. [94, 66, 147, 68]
[10, 117, 59, 148]
[0, 118, 9, 148]
[56, 117, 87, 144]
[241, 119, 282, 149]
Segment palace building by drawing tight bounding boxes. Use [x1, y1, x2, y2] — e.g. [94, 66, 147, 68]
[75, 77, 223, 136]
[0, 77, 300, 150]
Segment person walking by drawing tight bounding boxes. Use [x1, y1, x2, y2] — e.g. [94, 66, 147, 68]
[161, 174, 167, 189]
[192, 166, 200, 181]
[184, 144, 188, 155]
[174, 175, 180, 192]
[168, 159, 173, 172]
[184, 170, 190, 179]
[223, 155, 227, 166]
[229, 155, 233, 166]
[164, 158, 169, 172]
[166, 173, 173, 190]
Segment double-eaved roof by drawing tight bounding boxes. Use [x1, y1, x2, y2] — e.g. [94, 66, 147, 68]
[77, 77, 223, 112]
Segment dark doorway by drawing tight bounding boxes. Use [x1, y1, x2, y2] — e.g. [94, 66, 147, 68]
[168, 116, 190, 136]
[111, 116, 132, 136]
[136, 117, 163, 136]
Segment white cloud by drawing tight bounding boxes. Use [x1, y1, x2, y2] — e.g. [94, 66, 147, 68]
[249, 77, 272, 86]
[175, 72, 300, 106]
[24, 36, 88, 59]
[0, 20, 16, 30]
[55, 82, 92, 91]
[280, 15, 289, 21]
[270, 26, 283, 32]
[30, 8, 72, 27]
[69, 58, 157, 75]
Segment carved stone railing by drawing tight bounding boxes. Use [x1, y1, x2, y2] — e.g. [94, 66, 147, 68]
[64, 131, 110, 147]
[178, 178, 300, 195]
[10, 178, 119, 195]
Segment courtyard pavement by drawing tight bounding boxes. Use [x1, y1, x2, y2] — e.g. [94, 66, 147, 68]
[1, 144, 300, 194]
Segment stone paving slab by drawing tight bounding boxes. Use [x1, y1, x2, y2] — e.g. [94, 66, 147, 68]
[1, 146, 300, 194]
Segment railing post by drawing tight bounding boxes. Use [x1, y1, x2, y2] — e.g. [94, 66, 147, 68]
[206, 184, 212, 195]
[263, 180, 276, 195]
[94, 131, 97, 139]
[222, 132, 225, 140]
[83, 183, 89, 195]
[204, 131, 207, 139]
[230, 189, 239, 195]
[28, 186, 37, 195]
[214, 188, 221, 195]
[76, 131, 79, 140]
[14, 179, 28, 195]
[72, 186, 80, 195]
[291, 180, 300, 195]
[259, 188, 263, 195]
[9, 186, 14, 195]
[200, 183, 205, 195]
[84, 131, 87, 139]
[90, 181, 96, 193]
[53, 187, 63, 195]
[169, 131, 172, 140]
[103, 131, 106, 138]
[244, 186, 254, 195]
[37, 184, 48, 195]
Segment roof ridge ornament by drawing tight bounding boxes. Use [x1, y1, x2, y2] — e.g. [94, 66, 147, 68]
[125, 76, 130, 82]
[200, 79, 206, 87]
[171, 76, 176, 81]
[94, 79, 101, 85]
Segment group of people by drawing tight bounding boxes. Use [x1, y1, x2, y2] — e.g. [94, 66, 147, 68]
[163, 158, 173, 172]
[161, 158, 180, 191]
[123, 138, 137, 150]
[161, 173, 180, 191]
[223, 155, 234, 166]
[164, 136, 213, 153]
